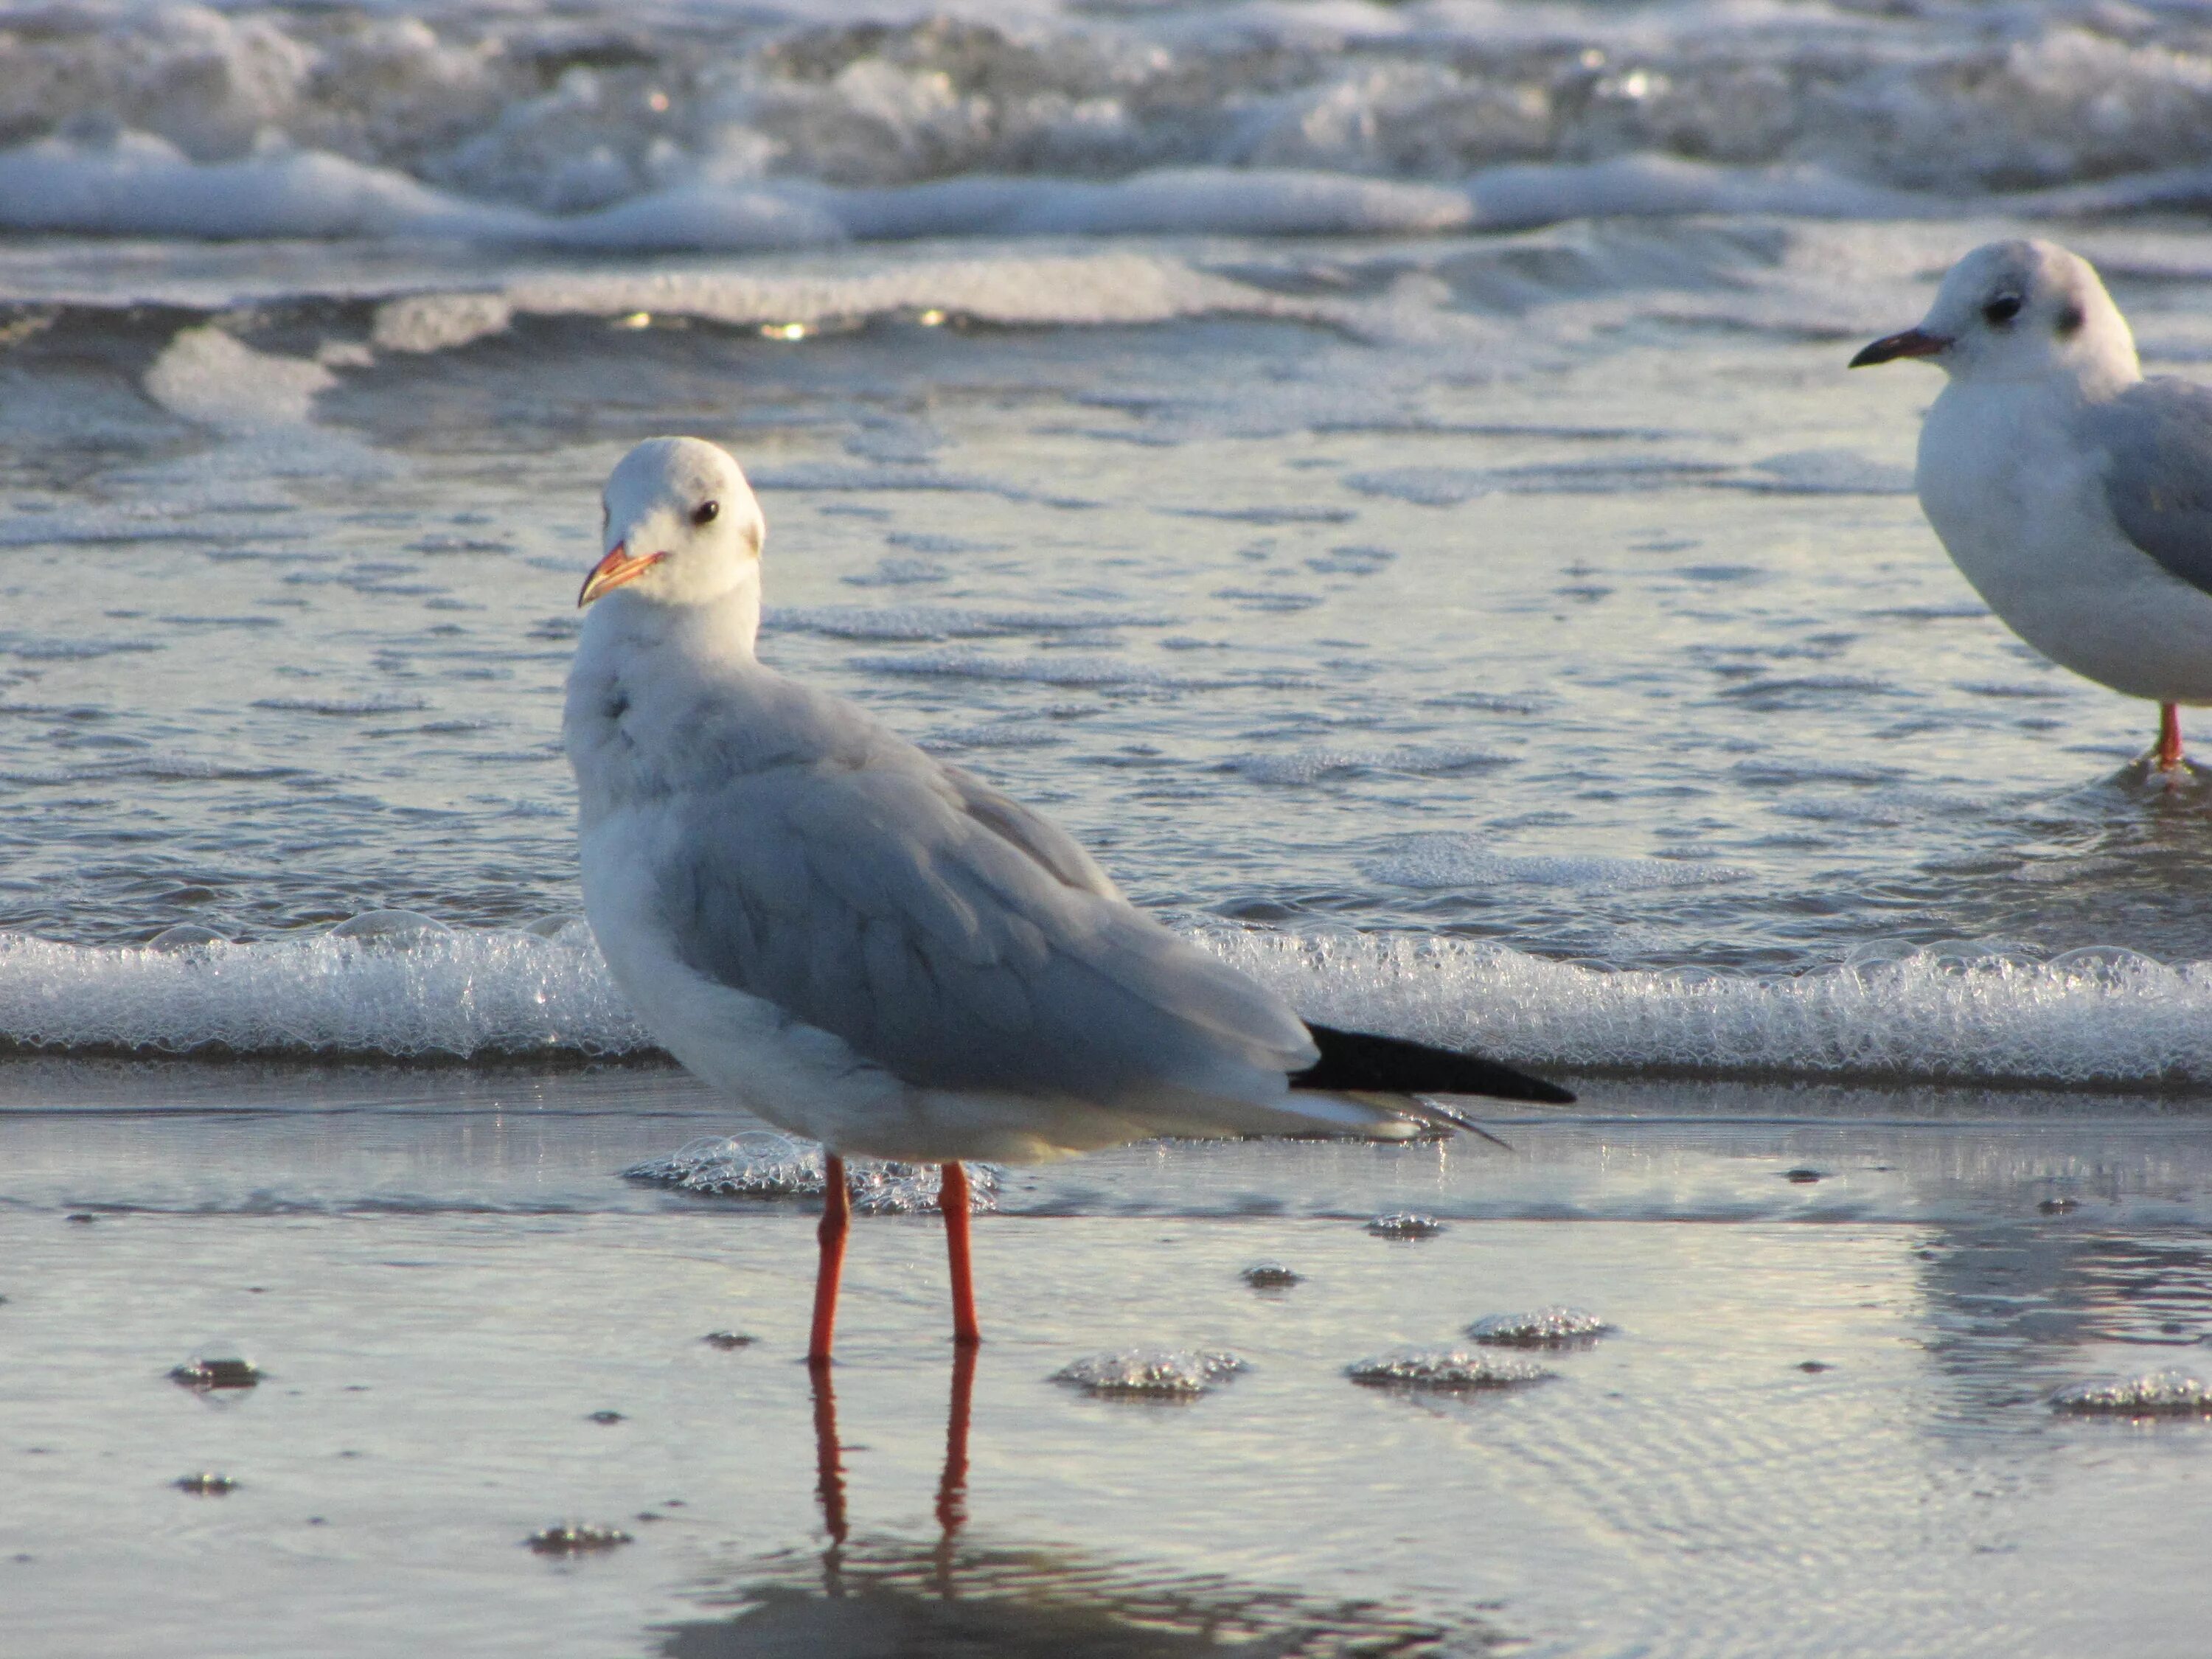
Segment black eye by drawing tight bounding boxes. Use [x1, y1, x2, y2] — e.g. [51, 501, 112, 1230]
[1983, 294, 2023, 325]
[692, 500, 719, 526]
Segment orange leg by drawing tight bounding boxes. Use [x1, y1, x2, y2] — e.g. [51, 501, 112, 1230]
[2159, 703, 2185, 771]
[807, 1153, 849, 1369]
[941, 1161, 981, 1349]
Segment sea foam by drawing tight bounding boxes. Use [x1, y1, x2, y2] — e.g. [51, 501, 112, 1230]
[7, 7, 2208, 248]
[0, 926, 646, 1060]
[7, 920, 2212, 1091]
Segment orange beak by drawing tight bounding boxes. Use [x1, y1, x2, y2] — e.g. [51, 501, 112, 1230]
[577, 542, 664, 607]
[1849, 328, 1950, 368]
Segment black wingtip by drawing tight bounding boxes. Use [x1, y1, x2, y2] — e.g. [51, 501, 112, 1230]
[1290, 1023, 1575, 1105]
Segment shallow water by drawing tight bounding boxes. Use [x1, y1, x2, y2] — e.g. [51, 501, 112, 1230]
[18, 215, 2212, 1086]
[7, 1062, 2212, 1658]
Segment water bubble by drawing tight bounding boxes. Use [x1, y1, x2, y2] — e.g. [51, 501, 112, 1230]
[147, 924, 227, 953]
[1467, 1307, 1609, 1347]
[2051, 1371, 2212, 1417]
[1347, 1348, 1552, 1391]
[701, 1331, 754, 1350]
[327, 910, 452, 945]
[627, 1133, 821, 1197]
[1366, 1213, 1445, 1239]
[1241, 1262, 1302, 1288]
[1052, 1349, 1247, 1399]
[2038, 1197, 2080, 1215]
[1783, 1168, 1823, 1184]
[526, 1523, 632, 1554]
[849, 1161, 1002, 1217]
[175, 1472, 237, 1495]
[170, 1349, 259, 1390]
[624, 1135, 1000, 1213]
[587, 1411, 625, 1425]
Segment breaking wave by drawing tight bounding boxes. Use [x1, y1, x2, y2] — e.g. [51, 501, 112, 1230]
[7, 917, 2212, 1093]
[7, 4, 2212, 246]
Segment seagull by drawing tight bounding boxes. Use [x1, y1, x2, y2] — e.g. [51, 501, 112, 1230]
[563, 436, 1572, 1367]
[1852, 237, 2212, 771]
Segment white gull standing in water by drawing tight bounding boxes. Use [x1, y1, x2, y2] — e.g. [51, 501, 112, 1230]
[1853, 237, 2212, 770]
[563, 436, 1571, 1366]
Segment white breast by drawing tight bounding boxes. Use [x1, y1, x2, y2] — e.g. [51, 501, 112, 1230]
[1919, 379, 2212, 703]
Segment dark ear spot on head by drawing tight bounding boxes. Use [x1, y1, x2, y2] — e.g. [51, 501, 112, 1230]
[2057, 302, 2084, 338]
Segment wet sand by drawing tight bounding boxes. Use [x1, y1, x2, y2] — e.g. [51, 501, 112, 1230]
[5, 1062, 2211, 1657]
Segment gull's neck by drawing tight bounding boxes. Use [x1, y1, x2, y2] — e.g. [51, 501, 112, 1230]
[2073, 341, 2143, 404]
[1951, 344, 2140, 411]
[587, 574, 762, 667]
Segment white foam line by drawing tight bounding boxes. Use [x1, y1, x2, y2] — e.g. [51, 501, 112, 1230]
[7, 923, 2212, 1090]
[1202, 930, 2212, 1092]
[0, 931, 649, 1060]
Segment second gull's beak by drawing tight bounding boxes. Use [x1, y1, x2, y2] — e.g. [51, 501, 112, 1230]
[1849, 328, 1950, 368]
[577, 542, 664, 607]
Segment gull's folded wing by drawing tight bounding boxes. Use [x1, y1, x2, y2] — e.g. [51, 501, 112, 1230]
[2094, 377, 2212, 595]
[649, 686, 1315, 1102]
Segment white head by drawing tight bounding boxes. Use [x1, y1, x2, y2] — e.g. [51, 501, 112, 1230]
[578, 437, 766, 614]
[1851, 238, 2138, 394]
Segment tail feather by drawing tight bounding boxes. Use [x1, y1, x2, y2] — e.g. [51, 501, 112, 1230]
[1289, 1023, 1574, 1105]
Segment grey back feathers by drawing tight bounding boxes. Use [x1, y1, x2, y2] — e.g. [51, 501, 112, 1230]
[2093, 377, 2212, 597]
[644, 668, 1319, 1100]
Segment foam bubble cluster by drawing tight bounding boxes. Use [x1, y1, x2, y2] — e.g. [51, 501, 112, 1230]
[1367, 1214, 1446, 1239]
[1052, 1349, 1248, 1399]
[1469, 1308, 1611, 1347]
[526, 1523, 631, 1555]
[1347, 1349, 1553, 1391]
[624, 1134, 1001, 1215]
[2051, 1372, 2212, 1417]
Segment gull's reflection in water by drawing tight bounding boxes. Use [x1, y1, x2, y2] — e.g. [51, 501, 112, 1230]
[658, 1352, 1495, 1658]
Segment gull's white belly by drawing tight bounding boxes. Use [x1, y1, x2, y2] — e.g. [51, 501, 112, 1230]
[1919, 381, 2212, 704]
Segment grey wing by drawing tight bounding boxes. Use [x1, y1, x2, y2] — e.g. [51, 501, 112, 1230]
[2094, 377, 2212, 595]
[653, 748, 1315, 1101]
[936, 761, 1123, 900]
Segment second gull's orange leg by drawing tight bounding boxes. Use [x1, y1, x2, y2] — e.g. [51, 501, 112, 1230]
[807, 1153, 849, 1368]
[2159, 702, 2185, 771]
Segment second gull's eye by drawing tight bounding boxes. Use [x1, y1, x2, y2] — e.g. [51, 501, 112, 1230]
[692, 500, 720, 526]
[1983, 294, 2023, 326]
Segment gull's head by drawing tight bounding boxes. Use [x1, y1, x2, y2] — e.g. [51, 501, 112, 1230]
[1850, 239, 2137, 391]
[579, 437, 765, 610]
